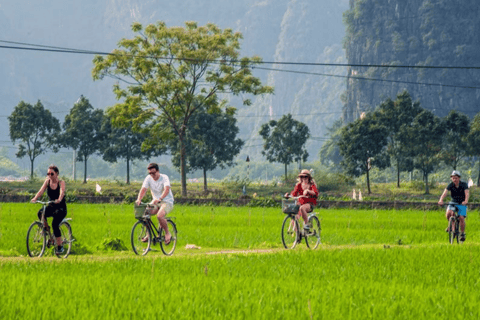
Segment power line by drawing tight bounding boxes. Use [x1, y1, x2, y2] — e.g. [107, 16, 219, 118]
[254, 66, 480, 90]
[1, 39, 480, 70]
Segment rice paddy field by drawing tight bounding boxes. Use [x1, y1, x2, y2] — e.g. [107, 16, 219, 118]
[1, 203, 479, 319]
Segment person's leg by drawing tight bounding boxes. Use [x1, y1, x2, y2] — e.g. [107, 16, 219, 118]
[299, 204, 310, 226]
[51, 209, 67, 248]
[445, 209, 454, 231]
[459, 216, 466, 234]
[156, 203, 173, 243]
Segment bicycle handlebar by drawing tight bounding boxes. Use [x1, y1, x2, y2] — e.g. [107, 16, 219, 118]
[32, 200, 54, 205]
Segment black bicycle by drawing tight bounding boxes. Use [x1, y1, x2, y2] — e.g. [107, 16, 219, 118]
[281, 197, 321, 249]
[131, 203, 177, 256]
[26, 200, 74, 258]
[445, 202, 463, 244]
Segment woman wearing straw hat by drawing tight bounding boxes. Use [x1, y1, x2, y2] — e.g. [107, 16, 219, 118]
[284, 169, 319, 231]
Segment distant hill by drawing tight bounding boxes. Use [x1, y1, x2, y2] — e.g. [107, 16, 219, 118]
[343, 0, 480, 122]
[0, 0, 348, 169]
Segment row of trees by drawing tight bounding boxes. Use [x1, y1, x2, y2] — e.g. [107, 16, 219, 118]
[9, 21, 273, 195]
[322, 90, 480, 194]
[8, 96, 244, 189]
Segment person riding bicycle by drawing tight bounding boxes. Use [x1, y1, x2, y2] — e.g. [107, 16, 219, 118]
[135, 163, 174, 244]
[30, 165, 67, 254]
[438, 170, 469, 242]
[284, 169, 319, 231]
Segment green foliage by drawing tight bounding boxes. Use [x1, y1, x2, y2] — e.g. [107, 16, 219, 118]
[406, 109, 445, 194]
[92, 21, 273, 196]
[319, 118, 343, 168]
[440, 110, 470, 170]
[259, 114, 310, 181]
[338, 112, 390, 193]
[62, 96, 105, 183]
[171, 108, 244, 191]
[8, 100, 61, 178]
[96, 238, 128, 251]
[101, 113, 166, 184]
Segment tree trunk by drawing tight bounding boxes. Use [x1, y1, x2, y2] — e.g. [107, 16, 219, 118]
[284, 163, 288, 184]
[83, 156, 88, 184]
[180, 138, 187, 197]
[30, 158, 34, 180]
[126, 158, 130, 185]
[367, 168, 371, 194]
[396, 159, 400, 188]
[126, 136, 130, 185]
[203, 168, 208, 192]
[425, 172, 430, 194]
[478, 158, 480, 186]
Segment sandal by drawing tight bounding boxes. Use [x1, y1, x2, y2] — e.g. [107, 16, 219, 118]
[141, 236, 149, 243]
[164, 234, 172, 245]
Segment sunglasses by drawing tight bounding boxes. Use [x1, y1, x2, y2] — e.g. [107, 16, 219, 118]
[47, 172, 55, 176]
[149, 171, 157, 176]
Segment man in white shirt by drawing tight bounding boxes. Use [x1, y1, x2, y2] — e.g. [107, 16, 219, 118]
[136, 163, 174, 244]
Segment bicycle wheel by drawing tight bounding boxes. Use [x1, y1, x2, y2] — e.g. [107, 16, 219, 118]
[448, 217, 455, 244]
[305, 215, 321, 249]
[160, 220, 177, 256]
[56, 222, 72, 258]
[454, 219, 460, 244]
[131, 220, 151, 255]
[281, 215, 299, 249]
[26, 222, 46, 257]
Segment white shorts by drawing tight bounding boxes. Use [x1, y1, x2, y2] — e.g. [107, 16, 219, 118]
[151, 201, 173, 215]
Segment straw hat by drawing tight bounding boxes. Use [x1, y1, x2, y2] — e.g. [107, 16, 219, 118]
[298, 169, 311, 177]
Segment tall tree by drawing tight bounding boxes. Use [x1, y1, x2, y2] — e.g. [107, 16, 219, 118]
[171, 107, 244, 191]
[8, 100, 60, 179]
[406, 109, 444, 194]
[318, 118, 343, 169]
[374, 91, 422, 187]
[467, 112, 480, 186]
[101, 114, 166, 184]
[338, 112, 389, 194]
[259, 114, 310, 182]
[92, 21, 273, 196]
[440, 110, 470, 170]
[62, 96, 105, 183]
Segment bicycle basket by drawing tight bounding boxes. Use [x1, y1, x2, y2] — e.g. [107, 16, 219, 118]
[134, 204, 148, 219]
[282, 199, 299, 214]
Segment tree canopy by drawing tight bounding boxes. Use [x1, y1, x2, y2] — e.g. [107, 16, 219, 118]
[259, 114, 310, 182]
[62, 96, 105, 183]
[338, 112, 389, 194]
[92, 21, 273, 196]
[8, 100, 60, 179]
[440, 110, 470, 170]
[171, 107, 244, 191]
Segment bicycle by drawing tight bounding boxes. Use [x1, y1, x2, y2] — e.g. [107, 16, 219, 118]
[281, 197, 321, 249]
[444, 202, 464, 244]
[26, 200, 74, 258]
[131, 202, 178, 256]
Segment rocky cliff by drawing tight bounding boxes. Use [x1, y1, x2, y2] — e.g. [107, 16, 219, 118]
[343, 0, 480, 122]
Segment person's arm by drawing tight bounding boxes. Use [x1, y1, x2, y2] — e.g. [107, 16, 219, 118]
[159, 186, 170, 201]
[438, 188, 448, 205]
[310, 184, 319, 198]
[55, 180, 66, 204]
[463, 189, 469, 205]
[31, 179, 49, 202]
[136, 187, 147, 205]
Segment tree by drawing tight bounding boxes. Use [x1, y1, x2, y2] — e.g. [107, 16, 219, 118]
[171, 107, 244, 191]
[440, 110, 470, 170]
[8, 100, 60, 179]
[101, 114, 166, 184]
[467, 112, 480, 186]
[374, 91, 422, 187]
[259, 114, 310, 182]
[338, 113, 389, 194]
[406, 109, 444, 194]
[318, 118, 343, 169]
[62, 96, 105, 183]
[92, 21, 273, 196]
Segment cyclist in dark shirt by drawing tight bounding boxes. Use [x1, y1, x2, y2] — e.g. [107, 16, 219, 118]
[31, 165, 67, 253]
[438, 170, 469, 242]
